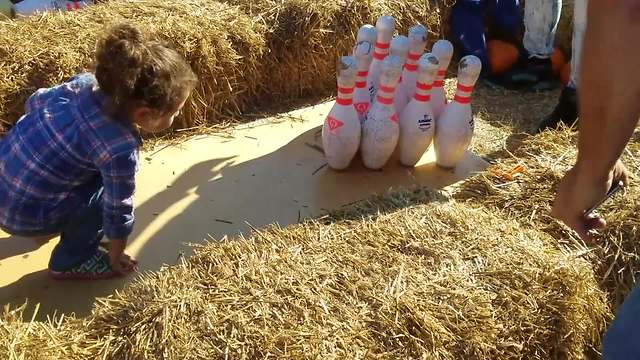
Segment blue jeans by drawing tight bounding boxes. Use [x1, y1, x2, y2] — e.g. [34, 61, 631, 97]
[603, 282, 640, 359]
[449, 0, 522, 73]
[5, 181, 104, 272]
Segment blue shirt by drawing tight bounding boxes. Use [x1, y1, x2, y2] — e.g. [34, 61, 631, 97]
[0, 73, 140, 239]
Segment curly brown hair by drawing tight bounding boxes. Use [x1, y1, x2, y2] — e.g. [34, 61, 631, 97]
[94, 22, 198, 115]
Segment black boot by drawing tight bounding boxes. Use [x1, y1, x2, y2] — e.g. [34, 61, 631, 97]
[537, 86, 578, 132]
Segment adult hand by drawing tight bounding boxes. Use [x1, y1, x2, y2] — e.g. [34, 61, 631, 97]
[552, 160, 631, 242]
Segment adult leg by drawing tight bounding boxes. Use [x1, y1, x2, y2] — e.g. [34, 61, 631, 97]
[522, 0, 562, 58]
[449, 0, 492, 73]
[508, 0, 562, 89]
[486, 0, 522, 43]
[538, 0, 586, 131]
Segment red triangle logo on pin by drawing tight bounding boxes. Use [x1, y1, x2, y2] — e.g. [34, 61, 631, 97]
[326, 116, 344, 134]
[354, 102, 369, 115]
[390, 113, 399, 123]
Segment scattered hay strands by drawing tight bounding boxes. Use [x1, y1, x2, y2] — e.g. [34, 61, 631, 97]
[1, 189, 609, 359]
[457, 126, 640, 309]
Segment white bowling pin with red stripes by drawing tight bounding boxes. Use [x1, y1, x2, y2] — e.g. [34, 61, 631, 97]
[389, 35, 410, 115]
[361, 55, 403, 170]
[353, 41, 374, 123]
[366, 16, 396, 103]
[431, 40, 454, 120]
[396, 24, 428, 113]
[434, 55, 482, 169]
[355, 24, 377, 45]
[398, 53, 440, 167]
[322, 56, 360, 170]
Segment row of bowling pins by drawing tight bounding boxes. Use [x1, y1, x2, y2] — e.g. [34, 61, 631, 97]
[322, 16, 482, 171]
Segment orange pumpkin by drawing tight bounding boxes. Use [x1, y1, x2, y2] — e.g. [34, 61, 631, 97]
[551, 47, 566, 75]
[487, 39, 519, 75]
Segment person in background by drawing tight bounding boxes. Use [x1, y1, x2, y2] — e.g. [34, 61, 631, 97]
[449, 0, 587, 132]
[535, 0, 587, 132]
[448, 0, 523, 79]
[0, 22, 198, 280]
[551, 0, 640, 357]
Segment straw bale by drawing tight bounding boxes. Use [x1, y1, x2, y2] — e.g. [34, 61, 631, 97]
[0, 0, 453, 134]
[222, 0, 449, 107]
[0, 0, 267, 132]
[456, 127, 640, 308]
[1, 189, 608, 359]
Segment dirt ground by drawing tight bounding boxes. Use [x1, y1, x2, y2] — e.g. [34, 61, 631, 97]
[0, 91, 504, 319]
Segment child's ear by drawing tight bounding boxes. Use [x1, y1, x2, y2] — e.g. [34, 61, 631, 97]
[131, 106, 155, 126]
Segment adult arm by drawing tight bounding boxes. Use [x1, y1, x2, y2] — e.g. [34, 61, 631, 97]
[552, 0, 640, 241]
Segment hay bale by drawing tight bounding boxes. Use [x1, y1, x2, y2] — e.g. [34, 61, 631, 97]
[223, 0, 449, 107]
[0, 0, 267, 132]
[456, 127, 640, 309]
[0, 0, 453, 134]
[1, 189, 608, 359]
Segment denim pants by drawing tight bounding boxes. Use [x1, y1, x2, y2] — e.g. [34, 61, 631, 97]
[449, 0, 522, 73]
[523, 0, 587, 88]
[5, 181, 105, 272]
[450, 0, 586, 88]
[603, 282, 640, 359]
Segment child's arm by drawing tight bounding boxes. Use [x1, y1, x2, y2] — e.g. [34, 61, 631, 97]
[100, 150, 138, 275]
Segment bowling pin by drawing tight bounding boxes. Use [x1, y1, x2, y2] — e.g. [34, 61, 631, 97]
[322, 56, 361, 170]
[361, 55, 403, 170]
[431, 40, 454, 120]
[398, 53, 440, 167]
[433, 55, 482, 169]
[366, 15, 396, 103]
[353, 41, 374, 123]
[355, 24, 376, 45]
[389, 35, 410, 115]
[397, 24, 428, 113]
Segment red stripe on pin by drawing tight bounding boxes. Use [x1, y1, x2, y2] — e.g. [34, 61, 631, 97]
[437, 70, 446, 76]
[404, 63, 418, 72]
[379, 85, 395, 93]
[338, 87, 354, 94]
[355, 81, 366, 88]
[416, 82, 431, 90]
[457, 84, 474, 92]
[376, 96, 394, 105]
[375, 42, 390, 49]
[357, 71, 368, 77]
[432, 80, 444, 87]
[454, 95, 471, 104]
[336, 97, 353, 105]
[373, 52, 386, 60]
[407, 52, 421, 61]
[414, 93, 430, 102]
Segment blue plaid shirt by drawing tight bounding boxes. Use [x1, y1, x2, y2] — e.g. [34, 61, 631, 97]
[0, 73, 141, 239]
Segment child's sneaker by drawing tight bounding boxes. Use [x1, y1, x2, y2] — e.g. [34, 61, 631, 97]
[48, 249, 117, 280]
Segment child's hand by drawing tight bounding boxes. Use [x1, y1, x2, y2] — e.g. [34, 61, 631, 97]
[119, 253, 139, 272]
[108, 238, 138, 276]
